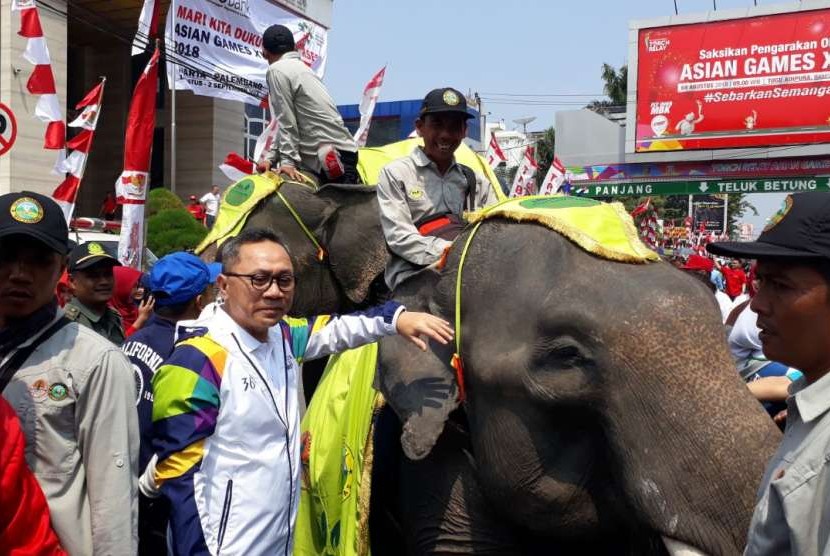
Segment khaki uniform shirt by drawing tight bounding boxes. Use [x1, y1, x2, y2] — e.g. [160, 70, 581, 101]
[266, 51, 357, 173]
[2, 312, 139, 555]
[744, 372, 830, 555]
[65, 298, 125, 346]
[376, 147, 500, 289]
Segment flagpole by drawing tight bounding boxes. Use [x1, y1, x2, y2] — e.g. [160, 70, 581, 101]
[70, 77, 107, 222]
[170, 0, 177, 194]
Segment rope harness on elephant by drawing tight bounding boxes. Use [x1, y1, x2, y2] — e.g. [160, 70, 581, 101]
[195, 171, 328, 261]
[449, 219, 485, 404]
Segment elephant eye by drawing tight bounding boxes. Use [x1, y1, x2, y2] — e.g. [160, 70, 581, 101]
[531, 336, 594, 371]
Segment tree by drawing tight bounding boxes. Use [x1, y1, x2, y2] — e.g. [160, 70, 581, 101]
[535, 127, 555, 173]
[587, 63, 627, 115]
[727, 194, 758, 237]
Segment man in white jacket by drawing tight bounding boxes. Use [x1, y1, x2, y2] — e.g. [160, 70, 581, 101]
[149, 228, 452, 555]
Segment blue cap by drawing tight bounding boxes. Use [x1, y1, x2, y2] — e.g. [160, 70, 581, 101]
[150, 252, 211, 306]
[207, 262, 222, 284]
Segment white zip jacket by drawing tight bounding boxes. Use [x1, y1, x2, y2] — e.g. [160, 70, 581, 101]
[151, 302, 403, 555]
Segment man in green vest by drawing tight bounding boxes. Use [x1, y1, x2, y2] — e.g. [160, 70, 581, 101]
[65, 242, 125, 346]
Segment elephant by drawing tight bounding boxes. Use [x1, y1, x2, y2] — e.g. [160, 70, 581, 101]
[374, 218, 782, 555]
[203, 183, 781, 554]
[202, 181, 390, 317]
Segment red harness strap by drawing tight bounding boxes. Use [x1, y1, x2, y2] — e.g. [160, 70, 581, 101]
[417, 216, 452, 236]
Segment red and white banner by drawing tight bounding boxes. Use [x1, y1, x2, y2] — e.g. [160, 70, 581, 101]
[485, 132, 507, 169]
[52, 79, 106, 222]
[539, 156, 566, 195]
[12, 0, 65, 169]
[117, 46, 160, 269]
[353, 66, 386, 147]
[508, 146, 538, 197]
[131, 0, 160, 56]
[165, 0, 328, 105]
[635, 8, 830, 152]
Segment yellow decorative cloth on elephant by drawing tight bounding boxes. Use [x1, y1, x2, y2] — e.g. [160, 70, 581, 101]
[196, 173, 284, 253]
[466, 195, 659, 263]
[294, 344, 381, 556]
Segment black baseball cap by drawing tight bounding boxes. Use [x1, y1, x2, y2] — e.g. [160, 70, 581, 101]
[0, 191, 70, 254]
[68, 241, 120, 272]
[262, 24, 295, 55]
[708, 192, 830, 260]
[419, 88, 474, 119]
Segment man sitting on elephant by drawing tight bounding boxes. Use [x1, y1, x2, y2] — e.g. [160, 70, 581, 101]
[376, 87, 500, 290]
[708, 192, 830, 556]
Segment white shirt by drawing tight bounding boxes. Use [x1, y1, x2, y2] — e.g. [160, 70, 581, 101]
[200, 192, 220, 216]
[715, 290, 732, 323]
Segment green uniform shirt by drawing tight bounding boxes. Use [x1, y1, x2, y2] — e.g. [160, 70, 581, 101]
[64, 299, 125, 346]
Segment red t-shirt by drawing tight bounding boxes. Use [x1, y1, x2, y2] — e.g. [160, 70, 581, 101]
[187, 203, 206, 221]
[722, 267, 747, 299]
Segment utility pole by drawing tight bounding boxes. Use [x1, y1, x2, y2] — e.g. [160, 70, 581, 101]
[170, 0, 178, 193]
[475, 92, 486, 153]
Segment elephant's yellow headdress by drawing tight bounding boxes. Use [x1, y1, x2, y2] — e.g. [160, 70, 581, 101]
[465, 195, 659, 264]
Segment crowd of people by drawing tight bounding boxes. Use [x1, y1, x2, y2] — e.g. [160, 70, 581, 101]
[2, 20, 830, 556]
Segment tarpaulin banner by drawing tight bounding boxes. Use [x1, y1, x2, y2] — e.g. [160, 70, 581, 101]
[635, 8, 830, 152]
[164, 0, 328, 105]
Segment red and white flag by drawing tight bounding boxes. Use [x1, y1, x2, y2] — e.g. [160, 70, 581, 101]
[13, 0, 65, 169]
[631, 198, 658, 248]
[253, 118, 278, 168]
[131, 0, 160, 56]
[219, 152, 256, 183]
[485, 132, 507, 169]
[539, 156, 566, 195]
[52, 79, 106, 222]
[353, 66, 386, 147]
[117, 46, 160, 269]
[508, 146, 538, 197]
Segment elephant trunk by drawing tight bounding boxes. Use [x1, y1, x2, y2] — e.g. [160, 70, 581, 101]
[606, 285, 780, 555]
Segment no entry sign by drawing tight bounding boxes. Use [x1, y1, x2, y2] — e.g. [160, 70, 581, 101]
[0, 103, 18, 156]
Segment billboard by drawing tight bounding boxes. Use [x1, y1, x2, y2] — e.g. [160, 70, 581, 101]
[635, 8, 830, 153]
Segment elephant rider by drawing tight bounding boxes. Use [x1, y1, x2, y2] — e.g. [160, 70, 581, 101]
[142, 228, 453, 554]
[707, 192, 830, 556]
[377, 87, 500, 290]
[257, 24, 360, 185]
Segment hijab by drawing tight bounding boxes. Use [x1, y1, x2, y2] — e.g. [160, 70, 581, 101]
[111, 267, 143, 330]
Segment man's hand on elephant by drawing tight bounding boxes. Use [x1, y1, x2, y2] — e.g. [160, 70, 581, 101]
[395, 311, 454, 351]
[278, 164, 303, 182]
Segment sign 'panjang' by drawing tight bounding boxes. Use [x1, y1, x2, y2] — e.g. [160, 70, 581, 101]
[635, 8, 830, 152]
[165, 0, 328, 105]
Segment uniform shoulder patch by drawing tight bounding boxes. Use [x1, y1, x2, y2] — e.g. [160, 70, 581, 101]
[64, 305, 80, 320]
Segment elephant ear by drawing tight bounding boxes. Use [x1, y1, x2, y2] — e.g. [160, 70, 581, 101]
[316, 185, 389, 305]
[377, 268, 460, 461]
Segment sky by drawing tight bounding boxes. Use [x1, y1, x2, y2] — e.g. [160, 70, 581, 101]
[323, 0, 793, 232]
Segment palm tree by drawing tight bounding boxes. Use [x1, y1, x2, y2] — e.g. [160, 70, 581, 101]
[587, 63, 627, 115]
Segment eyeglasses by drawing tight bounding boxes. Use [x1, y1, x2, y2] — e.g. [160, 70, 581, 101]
[224, 272, 295, 292]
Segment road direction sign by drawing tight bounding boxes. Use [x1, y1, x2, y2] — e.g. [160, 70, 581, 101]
[581, 177, 830, 198]
[0, 103, 18, 156]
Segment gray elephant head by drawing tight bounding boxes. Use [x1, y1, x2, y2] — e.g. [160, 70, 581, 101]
[377, 219, 780, 554]
[237, 182, 389, 316]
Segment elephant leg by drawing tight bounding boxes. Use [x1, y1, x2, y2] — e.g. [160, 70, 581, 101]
[396, 411, 529, 555]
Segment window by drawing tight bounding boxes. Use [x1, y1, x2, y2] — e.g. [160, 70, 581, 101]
[244, 103, 270, 159]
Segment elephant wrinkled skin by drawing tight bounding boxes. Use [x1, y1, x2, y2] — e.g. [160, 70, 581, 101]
[377, 219, 781, 555]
